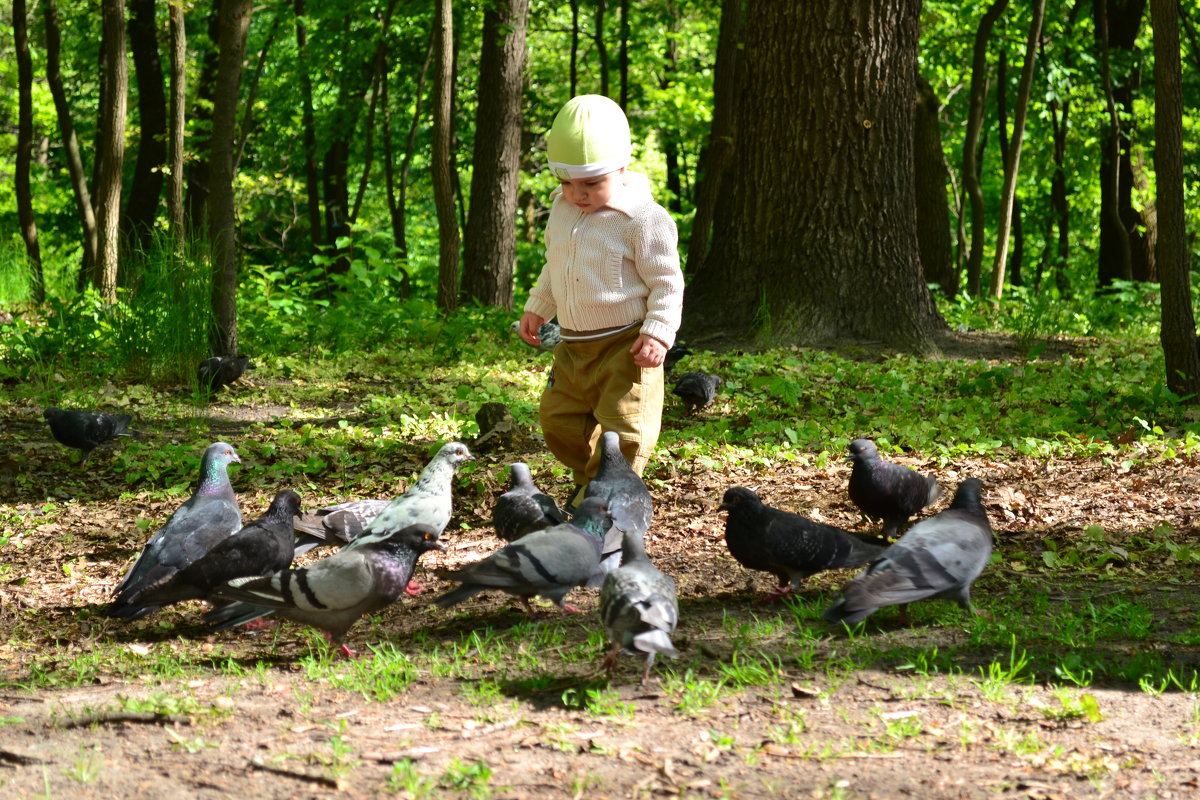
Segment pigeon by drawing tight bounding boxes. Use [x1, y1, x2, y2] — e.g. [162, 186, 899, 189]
[43, 407, 134, 466]
[718, 487, 888, 600]
[114, 490, 301, 611]
[599, 527, 679, 683]
[493, 462, 566, 542]
[582, 431, 654, 580]
[823, 478, 993, 626]
[672, 371, 723, 414]
[208, 523, 444, 657]
[106, 442, 242, 620]
[847, 438, 942, 539]
[198, 355, 252, 392]
[434, 496, 611, 613]
[664, 342, 691, 375]
[354, 442, 474, 546]
[536, 320, 562, 351]
[292, 499, 391, 556]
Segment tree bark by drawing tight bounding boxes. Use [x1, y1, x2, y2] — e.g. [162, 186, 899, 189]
[185, 2, 224, 234]
[913, 75, 956, 295]
[618, 0, 630, 108]
[989, 0, 1044, 299]
[682, 1, 944, 352]
[462, 0, 531, 310]
[95, 0, 129, 303]
[594, 0, 609, 97]
[208, 0, 252, 356]
[1095, 0, 1135, 287]
[962, 0, 1008, 296]
[386, 27, 434, 265]
[294, 0, 322, 251]
[167, 0, 187, 246]
[660, 4, 683, 213]
[432, 0, 460, 311]
[14, 0, 44, 302]
[1150, 0, 1199, 397]
[122, 0, 167, 262]
[235, 8, 284, 172]
[569, 0, 580, 97]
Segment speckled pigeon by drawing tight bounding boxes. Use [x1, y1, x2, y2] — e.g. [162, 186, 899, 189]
[536, 320, 562, 351]
[43, 407, 134, 466]
[434, 496, 611, 613]
[847, 438, 942, 539]
[106, 442, 242, 620]
[198, 355, 252, 392]
[672, 371, 723, 414]
[209, 523, 443, 657]
[823, 478, 993, 626]
[493, 462, 566, 542]
[718, 487, 887, 601]
[599, 528, 679, 683]
[119, 490, 300, 610]
[582, 431, 653, 581]
[355, 442, 474, 546]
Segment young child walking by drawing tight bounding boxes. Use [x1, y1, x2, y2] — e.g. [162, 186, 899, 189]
[518, 94, 684, 504]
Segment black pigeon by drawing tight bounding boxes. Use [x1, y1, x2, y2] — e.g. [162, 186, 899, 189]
[672, 371, 723, 414]
[847, 438, 942, 539]
[209, 523, 443, 657]
[116, 490, 301, 611]
[664, 342, 691, 375]
[292, 499, 391, 556]
[599, 528, 679, 683]
[198, 355, 252, 392]
[43, 407, 134, 466]
[718, 487, 887, 600]
[582, 431, 654, 580]
[434, 496, 611, 613]
[107, 442, 242, 620]
[823, 478, 993, 626]
[493, 462, 566, 542]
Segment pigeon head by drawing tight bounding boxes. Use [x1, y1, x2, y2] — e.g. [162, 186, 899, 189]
[847, 438, 880, 462]
[571, 496, 613, 536]
[437, 442, 475, 469]
[718, 486, 762, 513]
[203, 441, 242, 466]
[948, 478, 984, 511]
[389, 523, 445, 555]
[43, 407, 62, 423]
[508, 462, 533, 487]
[266, 489, 303, 521]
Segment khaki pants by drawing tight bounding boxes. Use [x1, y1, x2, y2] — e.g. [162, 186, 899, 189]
[540, 326, 664, 486]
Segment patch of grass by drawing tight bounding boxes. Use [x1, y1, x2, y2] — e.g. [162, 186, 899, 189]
[439, 758, 495, 798]
[65, 744, 104, 785]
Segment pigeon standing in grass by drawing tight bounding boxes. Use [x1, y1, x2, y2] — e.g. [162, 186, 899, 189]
[292, 499, 391, 556]
[672, 371, 723, 415]
[209, 523, 443, 657]
[718, 487, 887, 601]
[198, 355, 252, 393]
[847, 438, 942, 539]
[106, 442, 242, 620]
[434, 496, 611, 613]
[493, 462, 566, 542]
[583, 431, 653, 579]
[599, 528, 679, 683]
[823, 478, 993, 626]
[664, 342, 691, 376]
[114, 490, 301, 612]
[43, 407, 135, 466]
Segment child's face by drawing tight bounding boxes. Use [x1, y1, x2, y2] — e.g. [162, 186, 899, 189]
[558, 169, 624, 214]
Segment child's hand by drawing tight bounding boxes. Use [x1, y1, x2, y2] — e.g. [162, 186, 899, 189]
[518, 312, 545, 346]
[630, 334, 667, 368]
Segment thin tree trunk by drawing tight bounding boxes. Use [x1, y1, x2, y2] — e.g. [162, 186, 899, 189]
[167, 1, 187, 246]
[235, 7, 284, 172]
[352, 0, 402, 224]
[594, 0, 609, 97]
[914, 75, 956, 295]
[122, 0, 167, 264]
[294, 0, 322, 250]
[1096, 0, 1134, 286]
[962, 0, 1008, 296]
[1150, 0, 1199, 397]
[432, 0, 460, 311]
[569, 0, 579, 97]
[989, 0, 1043, 299]
[185, 3, 223, 234]
[618, 0, 630, 108]
[388, 27, 434, 265]
[994, 49, 1023, 288]
[14, 0, 44, 302]
[660, 3, 682, 213]
[96, 0, 129, 303]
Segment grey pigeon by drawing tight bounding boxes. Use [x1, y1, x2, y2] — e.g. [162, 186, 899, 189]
[208, 523, 443, 657]
[355, 442, 474, 546]
[118, 490, 300, 610]
[434, 496, 611, 613]
[43, 407, 134, 466]
[292, 498, 391, 556]
[198, 355, 252, 392]
[582, 431, 653, 580]
[493, 462, 566, 542]
[599, 528, 679, 683]
[718, 487, 887, 600]
[672, 371, 723, 414]
[847, 438, 942, 539]
[823, 478, 993, 626]
[106, 442, 242, 620]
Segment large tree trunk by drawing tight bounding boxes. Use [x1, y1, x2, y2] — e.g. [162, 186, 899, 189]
[122, 0, 167, 263]
[462, 0, 531, 311]
[913, 76, 956, 296]
[432, 0, 460, 311]
[962, 0, 1008, 296]
[208, 0, 252, 356]
[1150, 0, 1199, 397]
[989, 0, 1044, 299]
[682, 1, 944, 352]
[95, 0, 129, 303]
[167, 0, 186, 246]
[14, 0, 44, 302]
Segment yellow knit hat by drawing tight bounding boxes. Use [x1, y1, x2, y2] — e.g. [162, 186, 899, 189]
[545, 95, 631, 180]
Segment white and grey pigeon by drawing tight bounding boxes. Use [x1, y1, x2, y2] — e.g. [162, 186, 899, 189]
[434, 496, 611, 613]
[493, 462, 566, 542]
[599, 527, 679, 683]
[847, 438, 942, 539]
[43, 407, 135, 466]
[292, 498, 391, 557]
[672, 371, 723, 415]
[106, 442, 242, 620]
[509, 319, 560, 353]
[823, 478, 993, 626]
[582, 431, 653, 583]
[208, 523, 444, 657]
